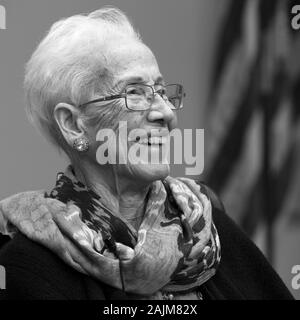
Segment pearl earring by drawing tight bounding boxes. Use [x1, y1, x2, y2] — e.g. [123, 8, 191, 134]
[73, 137, 89, 152]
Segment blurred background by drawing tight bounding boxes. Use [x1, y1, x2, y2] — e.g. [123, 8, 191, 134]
[0, 0, 299, 298]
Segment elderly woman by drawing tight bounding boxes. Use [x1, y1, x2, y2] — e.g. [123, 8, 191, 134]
[0, 7, 293, 300]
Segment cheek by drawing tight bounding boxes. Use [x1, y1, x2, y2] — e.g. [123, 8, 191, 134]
[169, 112, 178, 130]
[84, 102, 145, 152]
[85, 101, 124, 132]
[123, 111, 145, 131]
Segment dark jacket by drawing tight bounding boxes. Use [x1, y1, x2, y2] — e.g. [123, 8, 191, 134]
[0, 185, 294, 300]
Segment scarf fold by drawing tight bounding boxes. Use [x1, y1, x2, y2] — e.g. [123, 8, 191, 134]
[0, 166, 221, 296]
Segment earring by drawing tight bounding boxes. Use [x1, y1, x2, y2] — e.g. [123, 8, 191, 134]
[73, 137, 89, 152]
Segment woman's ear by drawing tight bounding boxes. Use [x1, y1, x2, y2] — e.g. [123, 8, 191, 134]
[54, 103, 86, 146]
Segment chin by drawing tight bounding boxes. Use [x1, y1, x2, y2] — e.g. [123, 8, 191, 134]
[132, 163, 170, 183]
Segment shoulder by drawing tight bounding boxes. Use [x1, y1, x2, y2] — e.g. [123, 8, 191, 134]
[196, 181, 294, 299]
[197, 181, 225, 212]
[0, 232, 101, 300]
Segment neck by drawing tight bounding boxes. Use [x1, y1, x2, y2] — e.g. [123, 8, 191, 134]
[71, 159, 150, 230]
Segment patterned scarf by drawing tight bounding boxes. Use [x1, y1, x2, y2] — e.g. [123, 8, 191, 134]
[0, 166, 221, 297]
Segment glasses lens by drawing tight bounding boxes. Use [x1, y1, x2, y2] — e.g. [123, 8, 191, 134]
[125, 84, 152, 110]
[125, 83, 184, 110]
[165, 84, 184, 109]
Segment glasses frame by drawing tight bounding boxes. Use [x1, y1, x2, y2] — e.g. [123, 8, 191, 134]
[78, 83, 185, 111]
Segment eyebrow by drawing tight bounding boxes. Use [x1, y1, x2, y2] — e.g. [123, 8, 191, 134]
[114, 75, 165, 90]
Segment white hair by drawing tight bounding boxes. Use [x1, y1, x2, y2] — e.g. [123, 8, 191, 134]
[24, 6, 141, 149]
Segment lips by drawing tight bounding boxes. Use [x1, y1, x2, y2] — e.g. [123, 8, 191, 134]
[128, 131, 169, 146]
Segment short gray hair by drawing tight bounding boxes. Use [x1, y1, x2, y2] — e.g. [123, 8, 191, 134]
[24, 6, 141, 149]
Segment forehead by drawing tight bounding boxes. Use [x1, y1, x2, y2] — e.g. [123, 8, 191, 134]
[104, 38, 162, 84]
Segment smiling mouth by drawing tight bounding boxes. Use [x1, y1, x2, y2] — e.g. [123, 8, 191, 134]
[134, 136, 167, 146]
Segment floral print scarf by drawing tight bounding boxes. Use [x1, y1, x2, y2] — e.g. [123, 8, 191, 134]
[0, 166, 221, 297]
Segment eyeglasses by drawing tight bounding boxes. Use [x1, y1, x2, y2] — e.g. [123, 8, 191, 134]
[78, 83, 185, 111]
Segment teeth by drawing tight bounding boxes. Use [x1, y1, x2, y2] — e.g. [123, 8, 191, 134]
[140, 138, 148, 144]
[129, 136, 167, 145]
[161, 137, 167, 144]
[148, 137, 164, 145]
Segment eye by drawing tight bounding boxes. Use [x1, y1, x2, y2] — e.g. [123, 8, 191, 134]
[157, 88, 166, 95]
[156, 87, 167, 99]
[126, 86, 145, 96]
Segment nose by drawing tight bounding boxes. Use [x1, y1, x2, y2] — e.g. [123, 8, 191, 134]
[147, 95, 177, 129]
